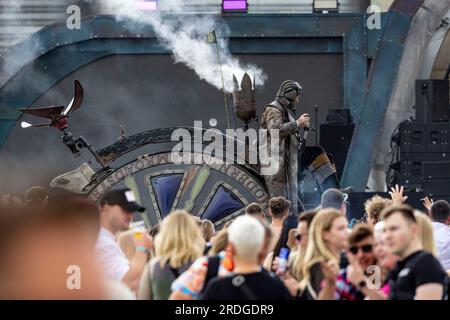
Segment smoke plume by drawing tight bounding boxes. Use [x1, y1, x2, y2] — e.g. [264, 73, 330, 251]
[97, 0, 267, 92]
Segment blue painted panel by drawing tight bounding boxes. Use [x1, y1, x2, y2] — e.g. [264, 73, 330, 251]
[202, 185, 244, 222]
[0, 120, 14, 151]
[343, 27, 367, 123]
[151, 174, 183, 217]
[341, 6, 420, 190]
[367, 13, 390, 59]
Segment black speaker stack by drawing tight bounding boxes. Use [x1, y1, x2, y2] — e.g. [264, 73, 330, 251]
[393, 79, 450, 201]
[415, 80, 450, 122]
[319, 109, 355, 180]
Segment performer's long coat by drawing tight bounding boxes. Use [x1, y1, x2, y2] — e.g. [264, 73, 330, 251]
[260, 98, 301, 213]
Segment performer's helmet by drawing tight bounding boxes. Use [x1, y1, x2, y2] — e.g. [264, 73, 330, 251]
[277, 80, 302, 102]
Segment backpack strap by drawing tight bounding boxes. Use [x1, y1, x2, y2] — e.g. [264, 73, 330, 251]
[202, 255, 221, 293]
[169, 267, 180, 279]
[146, 259, 158, 299]
[306, 279, 318, 300]
[442, 275, 449, 300]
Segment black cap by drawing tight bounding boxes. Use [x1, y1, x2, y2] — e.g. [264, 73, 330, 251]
[100, 188, 145, 213]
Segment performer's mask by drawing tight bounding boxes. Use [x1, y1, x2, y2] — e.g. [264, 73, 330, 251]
[277, 80, 303, 103]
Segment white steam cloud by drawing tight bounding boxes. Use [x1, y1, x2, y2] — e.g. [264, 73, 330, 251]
[97, 0, 267, 92]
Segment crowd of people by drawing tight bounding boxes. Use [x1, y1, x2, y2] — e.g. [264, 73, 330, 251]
[0, 184, 449, 300]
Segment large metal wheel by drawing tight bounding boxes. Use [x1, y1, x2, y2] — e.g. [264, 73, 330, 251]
[87, 151, 269, 229]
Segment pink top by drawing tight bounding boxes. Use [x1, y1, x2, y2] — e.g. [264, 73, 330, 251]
[380, 283, 391, 296]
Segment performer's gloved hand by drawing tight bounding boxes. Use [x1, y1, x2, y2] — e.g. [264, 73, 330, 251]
[297, 113, 311, 128]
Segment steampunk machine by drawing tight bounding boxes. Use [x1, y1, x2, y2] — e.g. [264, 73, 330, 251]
[20, 75, 274, 229]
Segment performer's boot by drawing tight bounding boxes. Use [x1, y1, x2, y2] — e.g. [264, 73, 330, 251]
[319, 173, 352, 194]
[309, 162, 352, 194]
[320, 173, 340, 191]
[320, 173, 353, 193]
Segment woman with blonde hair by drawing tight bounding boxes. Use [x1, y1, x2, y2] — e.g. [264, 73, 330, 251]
[364, 195, 391, 225]
[298, 209, 348, 300]
[200, 219, 215, 243]
[288, 210, 318, 281]
[414, 211, 438, 256]
[138, 210, 204, 299]
[208, 228, 228, 256]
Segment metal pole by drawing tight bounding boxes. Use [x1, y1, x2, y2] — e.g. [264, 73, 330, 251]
[215, 43, 231, 129]
[314, 104, 319, 145]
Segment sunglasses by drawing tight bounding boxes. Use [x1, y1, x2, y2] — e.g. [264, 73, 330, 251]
[349, 244, 373, 255]
[295, 233, 307, 242]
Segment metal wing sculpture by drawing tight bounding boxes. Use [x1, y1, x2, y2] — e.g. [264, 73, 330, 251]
[20, 80, 84, 130]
